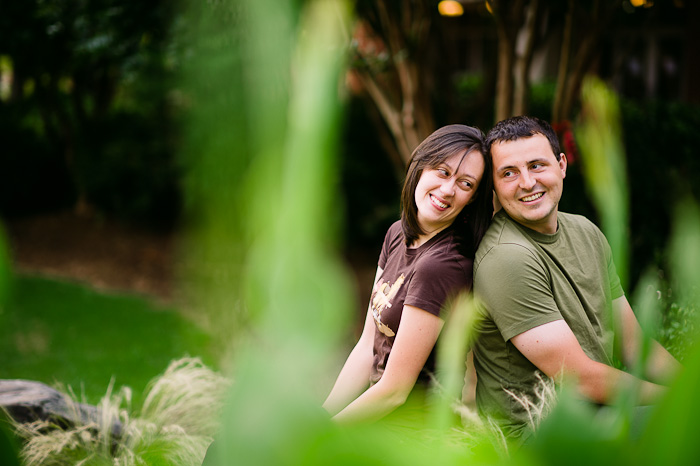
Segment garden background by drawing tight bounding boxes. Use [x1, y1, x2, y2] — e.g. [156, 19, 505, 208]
[1, 0, 700, 465]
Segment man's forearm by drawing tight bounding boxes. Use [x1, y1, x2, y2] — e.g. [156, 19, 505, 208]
[642, 340, 682, 385]
[614, 296, 681, 385]
[576, 360, 667, 405]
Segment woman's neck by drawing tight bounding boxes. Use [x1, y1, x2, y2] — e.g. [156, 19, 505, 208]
[410, 224, 449, 249]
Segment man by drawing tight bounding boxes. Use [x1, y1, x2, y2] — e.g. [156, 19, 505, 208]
[472, 116, 680, 442]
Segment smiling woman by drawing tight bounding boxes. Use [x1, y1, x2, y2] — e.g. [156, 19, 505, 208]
[323, 124, 493, 425]
[413, 150, 485, 247]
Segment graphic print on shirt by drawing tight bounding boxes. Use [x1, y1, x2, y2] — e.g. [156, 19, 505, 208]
[371, 274, 405, 337]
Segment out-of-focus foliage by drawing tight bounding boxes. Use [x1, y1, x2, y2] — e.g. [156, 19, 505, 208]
[0, 0, 180, 227]
[621, 102, 700, 281]
[634, 199, 700, 465]
[576, 77, 630, 288]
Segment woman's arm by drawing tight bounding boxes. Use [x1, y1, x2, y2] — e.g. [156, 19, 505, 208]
[322, 267, 383, 416]
[322, 307, 376, 416]
[332, 305, 444, 424]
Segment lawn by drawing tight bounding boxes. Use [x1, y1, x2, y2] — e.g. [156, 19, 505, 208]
[0, 274, 215, 408]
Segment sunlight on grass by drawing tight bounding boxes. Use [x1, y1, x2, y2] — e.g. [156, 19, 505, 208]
[0, 276, 213, 407]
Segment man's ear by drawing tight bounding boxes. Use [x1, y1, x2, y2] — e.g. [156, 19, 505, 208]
[492, 190, 502, 213]
[559, 153, 567, 178]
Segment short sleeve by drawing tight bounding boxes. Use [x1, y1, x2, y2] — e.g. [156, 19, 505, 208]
[404, 254, 471, 318]
[602, 236, 624, 300]
[378, 222, 401, 270]
[474, 243, 563, 341]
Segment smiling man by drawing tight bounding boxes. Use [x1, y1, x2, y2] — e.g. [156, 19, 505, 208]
[471, 116, 681, 443]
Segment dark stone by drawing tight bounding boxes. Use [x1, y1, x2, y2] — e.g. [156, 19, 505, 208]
[0, 380, 122, 439]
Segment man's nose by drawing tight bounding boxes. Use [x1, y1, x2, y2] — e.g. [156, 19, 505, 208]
[519, 171, 536, 190]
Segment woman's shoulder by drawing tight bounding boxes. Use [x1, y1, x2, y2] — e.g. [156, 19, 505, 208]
[418, 231, 473, 275]
[382, 220, 404, 246]
[386, 220, 403, 237]
[379, 220, 406, 258]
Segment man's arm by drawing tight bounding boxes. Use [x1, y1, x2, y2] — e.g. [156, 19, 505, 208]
[511, 319, 667, 405]
[614, 296, 682, 385]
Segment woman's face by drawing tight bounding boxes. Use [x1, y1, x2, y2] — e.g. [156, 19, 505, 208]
[414, 150, 485, 237]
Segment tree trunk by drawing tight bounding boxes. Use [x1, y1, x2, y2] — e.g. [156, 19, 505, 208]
[512, 0, 540, 117]
[353, 0, 435, 166]
[552, 0, 574, 123]
[492, 0, 527, 122]
[495, 28, 515, 122]
[560, 26, 604, 122]
[553, 0, 615, 122]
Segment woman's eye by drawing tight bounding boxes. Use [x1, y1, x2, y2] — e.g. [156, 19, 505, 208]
[459, 180, 472, 189]
[437, 168, 449, 176]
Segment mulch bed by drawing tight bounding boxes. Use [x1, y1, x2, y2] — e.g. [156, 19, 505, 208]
[3, 211, 175, 301]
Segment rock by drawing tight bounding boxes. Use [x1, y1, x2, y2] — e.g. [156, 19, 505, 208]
[0, 380, 122, 438]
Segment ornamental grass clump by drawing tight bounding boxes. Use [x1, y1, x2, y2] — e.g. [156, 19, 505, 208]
[14, 357, 228, 466]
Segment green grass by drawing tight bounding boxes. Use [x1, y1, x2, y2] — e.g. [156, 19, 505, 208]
[0, 274, 214, 408]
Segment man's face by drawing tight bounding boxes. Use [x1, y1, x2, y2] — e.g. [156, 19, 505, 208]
[491, 134, 567, 235]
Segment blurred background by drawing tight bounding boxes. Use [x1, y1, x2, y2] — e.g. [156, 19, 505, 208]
[0, 0, 698, 411]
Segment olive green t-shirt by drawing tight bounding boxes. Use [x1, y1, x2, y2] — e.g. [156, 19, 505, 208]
[472, 210, 624, 440]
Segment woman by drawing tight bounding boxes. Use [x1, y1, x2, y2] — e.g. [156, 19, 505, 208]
[323, 124, 493, 424]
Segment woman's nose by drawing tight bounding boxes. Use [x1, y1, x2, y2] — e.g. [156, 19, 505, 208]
[440, 178, 456, 196]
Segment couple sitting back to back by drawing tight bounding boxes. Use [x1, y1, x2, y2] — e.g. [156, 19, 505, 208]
[324, 116, 680, 441]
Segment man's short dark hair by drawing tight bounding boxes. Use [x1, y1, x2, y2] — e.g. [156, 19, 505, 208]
[485, 116, 562, 161]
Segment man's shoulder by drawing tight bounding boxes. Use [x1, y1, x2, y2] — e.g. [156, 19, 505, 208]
[559, 211, 600, 233]
[474, 213, 542, 281]
[558, 211, 606, 244]
[476, 211, 535, 259]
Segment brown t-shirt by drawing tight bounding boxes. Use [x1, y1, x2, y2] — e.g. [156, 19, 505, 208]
[369, 221, 474, 385]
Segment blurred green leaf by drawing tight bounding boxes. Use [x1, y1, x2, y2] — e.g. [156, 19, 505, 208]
[575, 77, 629, 289]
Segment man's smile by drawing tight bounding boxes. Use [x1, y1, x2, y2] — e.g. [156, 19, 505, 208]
[520, 192, 544, 203]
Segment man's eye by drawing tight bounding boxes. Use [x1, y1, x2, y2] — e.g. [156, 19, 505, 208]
[503, 170, 515, 178]
[531, 163, 543, 170]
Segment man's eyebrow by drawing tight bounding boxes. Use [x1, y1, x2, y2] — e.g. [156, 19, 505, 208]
[495, 158, 549, 172]
[495, 163, 517, 173]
